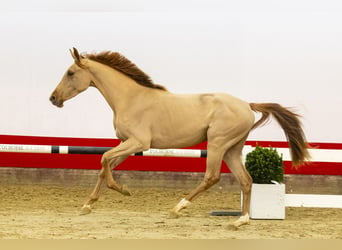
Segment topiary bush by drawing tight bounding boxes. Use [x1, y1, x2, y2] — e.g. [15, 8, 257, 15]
[245, 145, 284, 184]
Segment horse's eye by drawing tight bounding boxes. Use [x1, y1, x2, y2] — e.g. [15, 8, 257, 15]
[67, 70, 74, 76]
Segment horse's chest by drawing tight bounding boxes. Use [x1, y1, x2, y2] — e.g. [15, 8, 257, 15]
[113, 117, 139, 141]
[113, 121, 129, 141]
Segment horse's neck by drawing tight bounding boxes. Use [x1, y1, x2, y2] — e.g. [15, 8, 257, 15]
[89, 62, 143, 114]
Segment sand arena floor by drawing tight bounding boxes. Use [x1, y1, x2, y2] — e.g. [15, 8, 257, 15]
[0, 183, 341, 239]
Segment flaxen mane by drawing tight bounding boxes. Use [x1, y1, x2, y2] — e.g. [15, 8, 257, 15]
[86, 51, 167, 91]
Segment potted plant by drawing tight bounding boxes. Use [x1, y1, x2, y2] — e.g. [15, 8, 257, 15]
[244, 145, 286, 219]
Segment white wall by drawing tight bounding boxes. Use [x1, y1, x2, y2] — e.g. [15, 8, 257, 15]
[1, 1, 342, 143]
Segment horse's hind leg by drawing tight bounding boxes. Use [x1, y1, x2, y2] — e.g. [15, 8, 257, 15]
[223, 139, 253, 228]
[169, 142, 224, 218]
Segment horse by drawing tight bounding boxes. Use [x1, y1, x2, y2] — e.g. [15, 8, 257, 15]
[50, 48, 310, 228]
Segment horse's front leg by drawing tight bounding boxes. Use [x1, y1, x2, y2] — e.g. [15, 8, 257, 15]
[80, 138, 147, 215]
[80, 156, 127, 215]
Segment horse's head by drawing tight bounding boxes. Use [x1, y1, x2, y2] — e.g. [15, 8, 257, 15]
[50, 48, 93, 108]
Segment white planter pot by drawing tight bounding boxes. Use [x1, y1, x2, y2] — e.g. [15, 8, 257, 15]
[246, 183, 286, 220]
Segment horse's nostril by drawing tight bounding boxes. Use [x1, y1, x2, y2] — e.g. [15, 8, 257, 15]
[50, 95, 56, 102]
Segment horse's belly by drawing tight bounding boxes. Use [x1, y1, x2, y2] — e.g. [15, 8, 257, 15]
[150, 126, 208, 149]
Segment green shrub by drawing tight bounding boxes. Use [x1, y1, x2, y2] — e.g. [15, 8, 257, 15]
[245, 145, 284, 184]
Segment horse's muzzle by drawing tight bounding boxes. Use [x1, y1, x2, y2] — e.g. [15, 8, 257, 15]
[49, 95, 64, 108]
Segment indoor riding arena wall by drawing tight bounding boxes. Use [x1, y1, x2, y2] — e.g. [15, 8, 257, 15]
[0, 135, 341, 194]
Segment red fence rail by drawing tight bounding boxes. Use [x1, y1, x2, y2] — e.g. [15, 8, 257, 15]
[0, 135, 341, 175]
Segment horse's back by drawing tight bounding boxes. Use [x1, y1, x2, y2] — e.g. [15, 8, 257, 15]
[163, 92, 253, 121]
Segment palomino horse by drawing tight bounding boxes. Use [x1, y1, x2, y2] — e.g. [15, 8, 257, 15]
[50, 48, 310, 228]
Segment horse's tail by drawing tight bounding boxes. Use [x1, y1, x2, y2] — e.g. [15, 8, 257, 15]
[249, 103, 310, 167]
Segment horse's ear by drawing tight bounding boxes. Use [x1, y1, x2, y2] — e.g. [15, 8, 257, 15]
[69, 47, 86, 68]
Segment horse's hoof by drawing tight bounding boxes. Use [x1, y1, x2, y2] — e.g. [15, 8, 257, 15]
[227, 223, 239, 231]
[122, 185, 131, 196]
[79, 205, 92, 215]
[229, 215, 250, 229]
[168, 210, 180, 219]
